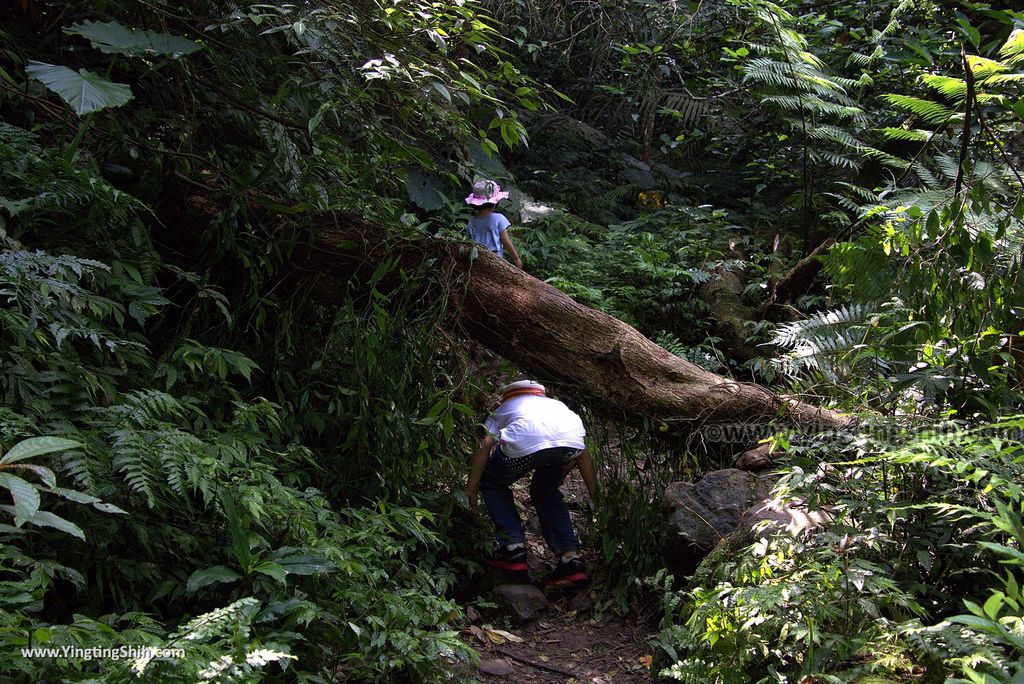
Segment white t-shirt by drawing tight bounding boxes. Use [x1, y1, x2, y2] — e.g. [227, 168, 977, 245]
[484, 395, 586, 459]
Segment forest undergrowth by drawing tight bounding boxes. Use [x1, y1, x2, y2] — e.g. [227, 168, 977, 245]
[1, 0, 1024, 682]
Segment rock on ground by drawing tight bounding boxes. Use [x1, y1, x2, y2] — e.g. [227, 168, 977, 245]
[479, 659, 514, 677]
[493, 584, 550, 622]
[662, 468, 777, 576]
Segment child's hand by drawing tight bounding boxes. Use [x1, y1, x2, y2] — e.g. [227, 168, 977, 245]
[514, 256, 523, 270]
[464, 485, 479, 512]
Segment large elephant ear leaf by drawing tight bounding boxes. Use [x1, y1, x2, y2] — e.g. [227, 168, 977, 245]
[25, 62, 133, 115]
[65, 20, 201, 58]
[406, 168, 446, 211]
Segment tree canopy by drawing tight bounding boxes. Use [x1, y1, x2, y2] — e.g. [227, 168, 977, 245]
[1, 0, 1023, 681]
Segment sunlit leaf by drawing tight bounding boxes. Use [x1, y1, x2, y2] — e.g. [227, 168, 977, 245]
[65, 20, 201, 57]
[0, 473, 40, 526]
[26, 62, 133, 115]
[2, 436, 81, 465]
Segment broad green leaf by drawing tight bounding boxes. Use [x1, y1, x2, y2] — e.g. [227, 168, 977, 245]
[26, 510, 86, 540]
[7, 464, 56, 488]
[255, 562, 288, 583]
[65, 20, 201, 58]
[406, 168, 446, 211]
[983, 591, 1006, 619]
[258, 598, 315, 623]
[2, 436, 81, 465]
[46, 486, 100, 504]
[25, 62, 133, 115]
[978, 541, 1024, 564]
[92, 502, 128, 515]
[0, 473, 41, 526]
[219, 492, 253, 570]
[186, 565, 242, 593]
[272, 553, 334, 575]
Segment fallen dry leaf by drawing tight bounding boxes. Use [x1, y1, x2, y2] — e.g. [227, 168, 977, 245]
[480, 624, 524, 644]
[639, 655, 653, 669]
[489, 628, 524, 644]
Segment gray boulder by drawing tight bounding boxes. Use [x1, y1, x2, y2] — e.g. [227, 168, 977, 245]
[480, 659, 514, 677]
[662, 469, 776, 575]
[492, 584, 550, 622]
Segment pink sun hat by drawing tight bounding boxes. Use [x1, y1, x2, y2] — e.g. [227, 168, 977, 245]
[465, 179, 510, 205]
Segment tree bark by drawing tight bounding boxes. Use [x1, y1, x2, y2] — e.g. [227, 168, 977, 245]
[701, 268, 759, 364]
[760, 238, 834, 320]
[298, 213, 848, 431]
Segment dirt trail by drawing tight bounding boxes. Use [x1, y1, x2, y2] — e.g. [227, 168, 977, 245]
[469, 598, 653, 683]
[464, 473, 657, 682]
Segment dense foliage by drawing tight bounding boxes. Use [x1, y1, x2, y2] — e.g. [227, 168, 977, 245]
[1, 0, 1023, 681]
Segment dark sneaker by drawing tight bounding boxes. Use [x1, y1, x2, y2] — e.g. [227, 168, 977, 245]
[543, 556, 588, 588]
[484, 546, 529, 574]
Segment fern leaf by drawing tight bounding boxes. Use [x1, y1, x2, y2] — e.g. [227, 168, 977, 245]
[883, 95, 955, 125]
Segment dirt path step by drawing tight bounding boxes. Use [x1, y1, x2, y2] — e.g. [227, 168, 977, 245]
[467, 599, 653, 683]
[466, 470, 655, 681]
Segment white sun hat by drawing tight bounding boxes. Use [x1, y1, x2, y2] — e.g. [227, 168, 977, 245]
[499, 380, 546, 402]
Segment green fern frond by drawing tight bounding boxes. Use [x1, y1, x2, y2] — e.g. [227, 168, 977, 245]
[111, 428, 162, 508]
[860, 145, 911, 170]
[977, 72, 1024, 88]
[653, 332, 722, 371]
[934, 154, 960, 182]
[921, 74, 967, 100]
[879, 127, 933, 142]
[810, 150, 861, 170]
[773, 304, 871, 349]
[172, 597, 261, 643]
[831, 193, 866, 212]
[835, 181, 883, 203]
[772, 304, 876, 377]
[60, 447, 100, 491]
[999, 28, 1024, 65]
[806, 124, 865, 149]
[883, 95, 955, 125]
[660, 657, 724, 683]
[659, 91, 712, 127]
[744, 57, 851, 98]
[821, 239, 894, 302]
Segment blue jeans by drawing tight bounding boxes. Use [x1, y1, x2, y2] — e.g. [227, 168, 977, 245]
[479, 445, 581, 554]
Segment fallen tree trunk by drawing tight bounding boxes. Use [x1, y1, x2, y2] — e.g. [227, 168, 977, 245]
[298, 213, 848, 432]
[760, 238, 835, 320]
[701, 268, 760, 364]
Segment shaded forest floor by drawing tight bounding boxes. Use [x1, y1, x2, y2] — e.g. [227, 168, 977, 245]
[462, 473, 657, 682]
[471, 602, 653, 683]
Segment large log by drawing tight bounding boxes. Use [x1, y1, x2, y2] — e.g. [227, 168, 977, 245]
[299, 213, 847, 432]
[759, 238, 835, 320]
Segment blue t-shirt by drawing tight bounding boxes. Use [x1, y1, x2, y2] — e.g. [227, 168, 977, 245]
[467, 212, 510, 257]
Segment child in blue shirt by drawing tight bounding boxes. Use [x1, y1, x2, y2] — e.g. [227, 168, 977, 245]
[465, 180, 523, 269]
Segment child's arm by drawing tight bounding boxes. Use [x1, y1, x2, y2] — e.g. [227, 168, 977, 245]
[576, 450, 598, 501]
[500, 230, 523, 269]
[465, 434, 495, 512]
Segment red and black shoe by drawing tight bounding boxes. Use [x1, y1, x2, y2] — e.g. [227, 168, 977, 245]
[484, 546, 529, 575]
[543, 556, 588, 588]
